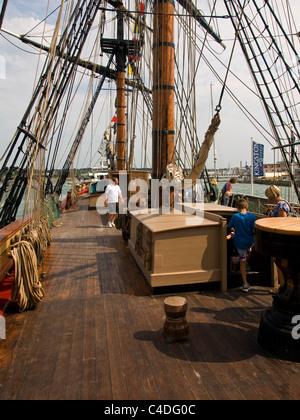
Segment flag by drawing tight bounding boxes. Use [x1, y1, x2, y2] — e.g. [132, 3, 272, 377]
[111, 115, 117, 123]
[139, 2, 144, 15]
[133, 20, 139, 35]
[253, 141, 264, 178]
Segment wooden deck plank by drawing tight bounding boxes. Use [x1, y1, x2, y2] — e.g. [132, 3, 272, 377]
[135, 331, 179, 399]
[202, 292, 269, 399]
[124, 296, 162, 400]
[217, 291, 299, 400]
[104, 295, 129, 400]
[186, 294, 247, 400]
[81, 296, 98, 400]
[1, 197, 300, 400]
[187, 293, 256, 400]
[48, 297, 77, 400]
[114, 296, 150, 400]
[95, 296, 112, 400]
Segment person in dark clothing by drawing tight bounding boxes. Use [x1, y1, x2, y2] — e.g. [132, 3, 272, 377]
[227, 198, 256, 293]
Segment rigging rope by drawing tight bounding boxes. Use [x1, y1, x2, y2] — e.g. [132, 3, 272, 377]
[0, 0, 103, 227]
[216, 0, 248, 113]
[185, 112, 221, 183]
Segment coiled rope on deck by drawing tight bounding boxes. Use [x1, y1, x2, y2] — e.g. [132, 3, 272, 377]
[9, 217, 51, 312]
[25, 217, 52, 266]
[10, 240, 45, 312]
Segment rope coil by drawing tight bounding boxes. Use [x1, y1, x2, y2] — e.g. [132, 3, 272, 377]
[10, 240, 45, 312]
[9, 217, 51, 312]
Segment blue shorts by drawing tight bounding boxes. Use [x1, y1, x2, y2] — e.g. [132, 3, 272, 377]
[236, 246, 253, 262]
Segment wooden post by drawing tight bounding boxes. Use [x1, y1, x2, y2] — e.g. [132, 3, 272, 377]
[152, 0, 175, 180]
[163, 296, 189, 343]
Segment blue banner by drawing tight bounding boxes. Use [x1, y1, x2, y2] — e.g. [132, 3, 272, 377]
[253, 141, 264, 178]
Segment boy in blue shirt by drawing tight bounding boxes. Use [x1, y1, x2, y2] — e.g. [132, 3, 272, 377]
[227, 199, 256, 292]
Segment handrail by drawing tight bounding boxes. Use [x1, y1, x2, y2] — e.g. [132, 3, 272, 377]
[0, 216, 31, 256]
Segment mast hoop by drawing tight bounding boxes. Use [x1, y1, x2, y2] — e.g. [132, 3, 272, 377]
[152, 41, 175, 49]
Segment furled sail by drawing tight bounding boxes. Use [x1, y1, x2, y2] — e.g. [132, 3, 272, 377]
[186, 112, 221, 183]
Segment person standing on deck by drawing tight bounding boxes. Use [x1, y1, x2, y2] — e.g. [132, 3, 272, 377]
[221, 177, 237, 205]
[227, 198, 256, 293]
[265, 185, 291, 294]
[105, 177, 123, 228]
[206, 178, 219, 203]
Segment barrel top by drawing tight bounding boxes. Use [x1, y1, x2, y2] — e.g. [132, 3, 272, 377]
[255, 218, 300, 236]
[164, 296, 187, 307]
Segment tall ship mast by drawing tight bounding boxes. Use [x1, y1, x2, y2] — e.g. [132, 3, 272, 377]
[0, 0, 299, 228]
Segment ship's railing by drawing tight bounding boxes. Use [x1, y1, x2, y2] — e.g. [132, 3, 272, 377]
[229, 193, 269, 215]
[0, 215, 31, 282]
[228, 192, 300, 215]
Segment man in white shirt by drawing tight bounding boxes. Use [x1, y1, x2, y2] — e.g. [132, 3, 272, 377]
[105, 177, 123, 227]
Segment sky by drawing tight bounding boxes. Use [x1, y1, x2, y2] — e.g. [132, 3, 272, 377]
[0, 0, 299, 170]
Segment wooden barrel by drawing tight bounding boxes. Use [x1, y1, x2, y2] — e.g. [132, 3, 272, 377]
[255, 218, 300, 362]
[163, 296, 189, 343]
[255, 218, 300, 261]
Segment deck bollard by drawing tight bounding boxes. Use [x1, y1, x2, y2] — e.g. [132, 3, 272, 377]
[163, 296, 189, 343]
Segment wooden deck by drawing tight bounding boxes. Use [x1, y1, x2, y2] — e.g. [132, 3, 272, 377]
[1, 196, 300, 400]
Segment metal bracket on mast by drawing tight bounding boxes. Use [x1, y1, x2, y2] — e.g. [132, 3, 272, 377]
[101, 6, 144, 171]
[17, 127, 46, 150]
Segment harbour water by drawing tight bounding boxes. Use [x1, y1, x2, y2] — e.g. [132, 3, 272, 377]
[232, 182, 299, 204]
[15, 182, 72, 221]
